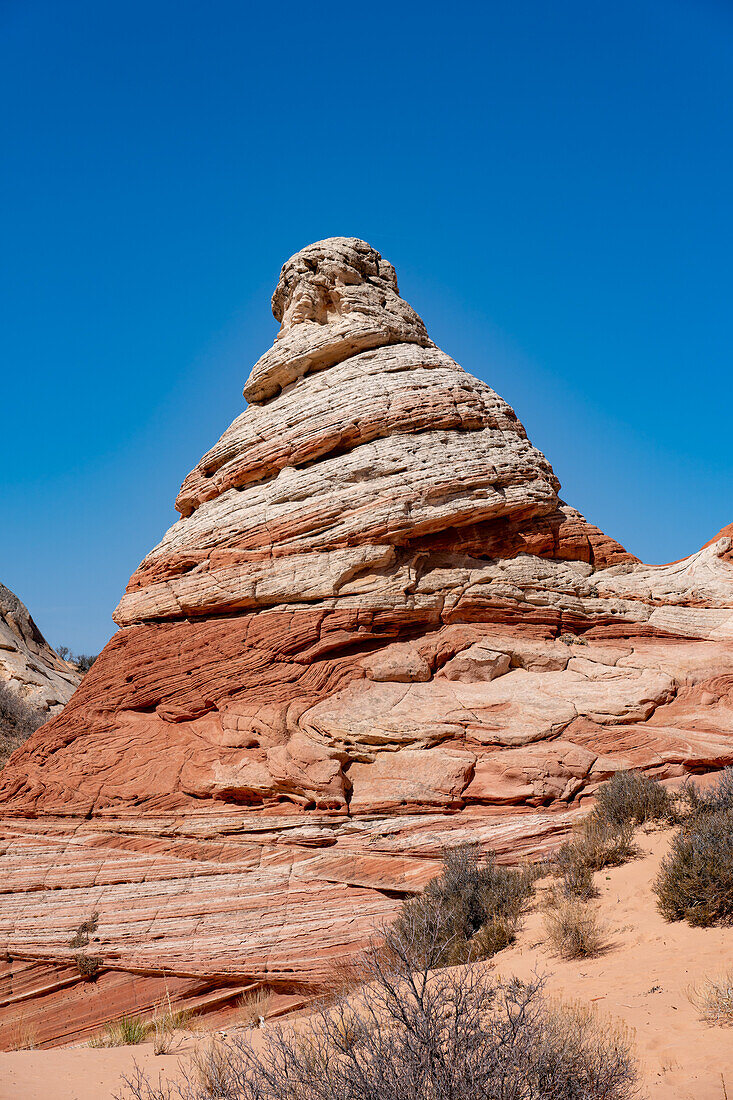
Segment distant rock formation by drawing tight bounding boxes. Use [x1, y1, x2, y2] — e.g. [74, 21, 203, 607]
[0, 238, 731, 1046]
[0, 583, 79, 764]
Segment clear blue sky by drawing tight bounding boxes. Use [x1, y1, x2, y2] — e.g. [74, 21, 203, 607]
[1, 0, 731, 654]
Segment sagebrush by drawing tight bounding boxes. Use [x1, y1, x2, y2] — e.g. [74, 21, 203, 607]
[389, 844, 536, 967]
[593, 770, 674, 828]
[681, 767, 733, 819]
[555, 813, 638, 880]
[654, 807, 733, 927]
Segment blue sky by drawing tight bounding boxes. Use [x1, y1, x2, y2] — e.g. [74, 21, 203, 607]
[1, 0, 731, 654]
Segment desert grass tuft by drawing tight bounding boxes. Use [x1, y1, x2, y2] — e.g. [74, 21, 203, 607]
[237, 988, 271, 1028]
[545, 898, 607, 959]
[688, 970, 733, 1026]
[150, 1002, 194, 1055]
[90, 1014, 150, 1047]
[8, 1020, 37, 1050]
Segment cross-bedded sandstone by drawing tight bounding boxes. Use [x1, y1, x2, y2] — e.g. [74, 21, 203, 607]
[0, 238, 731, 1045]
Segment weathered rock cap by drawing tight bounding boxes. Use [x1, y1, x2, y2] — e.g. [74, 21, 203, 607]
[244, 237, 431, 404]
[271, 237, 401, 321]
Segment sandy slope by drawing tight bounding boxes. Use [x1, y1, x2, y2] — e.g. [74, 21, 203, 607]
[1, 829, 732, 1099]
[498, 830, 733, 1100]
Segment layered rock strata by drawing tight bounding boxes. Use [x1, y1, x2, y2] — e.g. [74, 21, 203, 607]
[0, 237, 731, 1044]
[0, 584, 79, 758]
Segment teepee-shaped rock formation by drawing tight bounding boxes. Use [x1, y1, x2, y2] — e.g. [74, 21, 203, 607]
[4, 235, 731, 818]
[0, 238, 731, 1045]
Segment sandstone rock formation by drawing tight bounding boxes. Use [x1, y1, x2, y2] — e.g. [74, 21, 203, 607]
[0, 237, 731, 1046]
[0, 583, 79, 764]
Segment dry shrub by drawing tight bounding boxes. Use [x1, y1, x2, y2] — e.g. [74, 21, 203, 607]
[556, 814, 639, 880]
[551, 771, 668, 899]
[593, 770, 674, 828]
[313, 942, 402, 1013]
[688, 970, 733, 1026]
[118, 919, 637, 1100]
[69, 910, 99, 948]
[316, 954, 371, 1000]
[389, 844, 536, 968]
[0, 682, 46, 768]
[188, 1037, 232, 1096]
[681, 767, 733, 819]
[543, 1000, 635, 1080]
[558, 860, 599, 901]
[237, 988, 271, 1028]
[545, 899, 607, 959]
[74, 952, 101, 981]
[654, 808, 733, 927]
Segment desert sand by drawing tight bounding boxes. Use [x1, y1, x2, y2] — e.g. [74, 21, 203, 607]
[1, 827, 731, 1099]
[500, 830, 733, 1099]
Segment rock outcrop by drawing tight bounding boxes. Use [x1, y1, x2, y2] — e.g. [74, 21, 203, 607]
[0, 583, 79, 764]
[0, 238, 731, 1046]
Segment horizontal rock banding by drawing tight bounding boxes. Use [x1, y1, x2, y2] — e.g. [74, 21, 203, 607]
[1, 237, 732, 1043]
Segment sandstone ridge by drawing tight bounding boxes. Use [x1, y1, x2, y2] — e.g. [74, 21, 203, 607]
[0, 583, 79, 742]
[0, 238, 731, 1045]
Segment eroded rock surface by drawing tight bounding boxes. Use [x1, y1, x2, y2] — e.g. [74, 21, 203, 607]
[0, 584, 79, 763]
[1, 238, 731, 1044]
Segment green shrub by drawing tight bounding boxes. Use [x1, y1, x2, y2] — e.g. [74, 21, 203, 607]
[389, 845, 536, 968]
[55, 646, 98, 674]
[593, 770, 674, 827]
[92, 1014, 150, 1047]
[654, 809, 733, 927]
